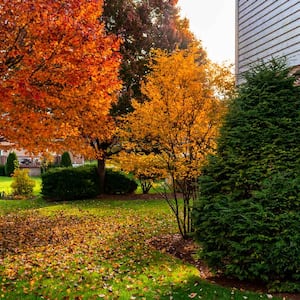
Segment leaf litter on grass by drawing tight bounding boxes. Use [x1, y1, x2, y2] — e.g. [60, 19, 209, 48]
[0, 203, 288, 300]
[0, 206, 194, 299]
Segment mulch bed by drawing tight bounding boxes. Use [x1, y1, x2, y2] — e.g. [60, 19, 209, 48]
[97, 193, 167, 200]
[99, 193, 300, 300]
[148, 233, 300, 300]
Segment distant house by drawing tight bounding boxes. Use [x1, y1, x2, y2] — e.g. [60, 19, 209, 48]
[235, 0, 300, 83]
[0, 144, 84, 176]
[0, 147, 41, 176]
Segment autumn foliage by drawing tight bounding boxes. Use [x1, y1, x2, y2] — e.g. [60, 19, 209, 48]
[11, 168, 35, 198]
[0, 0, 121, 158]
[116, 152, 165, 194]
[118, 46, 234, 237]
[102, 0, 198, 114]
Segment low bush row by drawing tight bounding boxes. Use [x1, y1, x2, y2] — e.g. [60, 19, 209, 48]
[41, 165, 137, 201]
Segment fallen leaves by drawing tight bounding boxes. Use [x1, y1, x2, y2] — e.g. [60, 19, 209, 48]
[1, 201, 274, 300]
[188, 292, 198, 298]
[0, 205, 187, 299]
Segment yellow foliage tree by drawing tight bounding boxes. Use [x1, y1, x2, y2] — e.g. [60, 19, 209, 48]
[119, 46, 234, 238]
[115, 152, 166, 194]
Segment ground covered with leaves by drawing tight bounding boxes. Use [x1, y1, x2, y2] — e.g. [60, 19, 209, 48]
[0, 198, 291, 299]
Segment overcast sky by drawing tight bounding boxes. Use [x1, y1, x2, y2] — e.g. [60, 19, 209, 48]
[177, 0, 235, 64]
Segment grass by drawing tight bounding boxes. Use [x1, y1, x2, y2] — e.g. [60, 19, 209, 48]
[0, 176, 14, 194]
[0, 175, 42, 196]
[0, 196, 285, 300]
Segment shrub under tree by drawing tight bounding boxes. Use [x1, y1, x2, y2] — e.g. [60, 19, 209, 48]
[5, 152, 19, 176]
[193, 58, 300, 292]
[41, 166, 138, 201]
[0, 164, 5, 176]
[41, 165, 100, 201]
[11, 168, 35, 198]
[104, 169, 137, 195]
[60, 152, 72, 167]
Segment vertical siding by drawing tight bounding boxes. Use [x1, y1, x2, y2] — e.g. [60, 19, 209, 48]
[236, 0, 300, 82]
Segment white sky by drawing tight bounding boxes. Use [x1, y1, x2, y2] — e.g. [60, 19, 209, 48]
[177, 0, 236, 64]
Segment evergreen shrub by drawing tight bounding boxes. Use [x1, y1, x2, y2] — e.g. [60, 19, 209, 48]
[193, 59, 300, 292]
[41, 166, 138, 200]
[0, 164, 5, 176]
[61, 152, 72, 167]
[11, 168, 35, 198]
[104, 169, 137, 194]
[5, 152, 19, 176]
[41, 165, 99, 201]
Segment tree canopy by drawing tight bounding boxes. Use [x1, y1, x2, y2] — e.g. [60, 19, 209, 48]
[102, 0, 199, 115]
[118, 46, 233, 237]
[0, 0, 121, 158]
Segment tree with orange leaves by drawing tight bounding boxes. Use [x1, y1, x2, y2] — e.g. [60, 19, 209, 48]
[0, 0, 121, 191]
[118, 46, 234, 237]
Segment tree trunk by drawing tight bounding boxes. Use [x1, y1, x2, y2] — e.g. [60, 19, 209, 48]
[97, 158, 106, 194]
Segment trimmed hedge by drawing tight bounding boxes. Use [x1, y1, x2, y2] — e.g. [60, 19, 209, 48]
[41, 166, 138, 200]
[41, 165, 99, 201]
[104, 169, 137, 195]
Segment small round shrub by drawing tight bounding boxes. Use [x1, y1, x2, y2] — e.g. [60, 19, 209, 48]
[11, 168, 35, 198]
[5, 152, 19, 176]
[61, 152, 72, 167]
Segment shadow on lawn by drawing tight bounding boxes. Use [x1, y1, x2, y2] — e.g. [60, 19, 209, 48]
[149, 233, 299, 300]
[162, 275, 282, 300]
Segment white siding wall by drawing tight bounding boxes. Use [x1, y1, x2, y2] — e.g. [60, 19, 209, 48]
[236, 0, 300, 81]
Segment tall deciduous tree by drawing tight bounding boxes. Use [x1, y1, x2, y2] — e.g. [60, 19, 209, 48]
[102, 0, 198, 115]
[101, 0, 198, 190]
[118, 46, 234, 237]
[0, 0, 122, 192]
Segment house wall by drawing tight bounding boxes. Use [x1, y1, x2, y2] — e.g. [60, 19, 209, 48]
[0, 147, 84, 176]
[236, 0, 300, 83]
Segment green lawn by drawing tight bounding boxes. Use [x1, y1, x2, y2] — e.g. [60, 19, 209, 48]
[0, 196, 284, 300]
[0, 176, 14, 194]
[0, 175, 42, 196]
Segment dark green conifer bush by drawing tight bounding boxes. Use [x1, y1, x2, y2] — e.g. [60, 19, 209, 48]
[5, 152, 19, 176]
[41, 166, 138, 200]
[193, 59, 300, 292]
[60, 152, 72, 167]
[0, 164, 5, 176]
